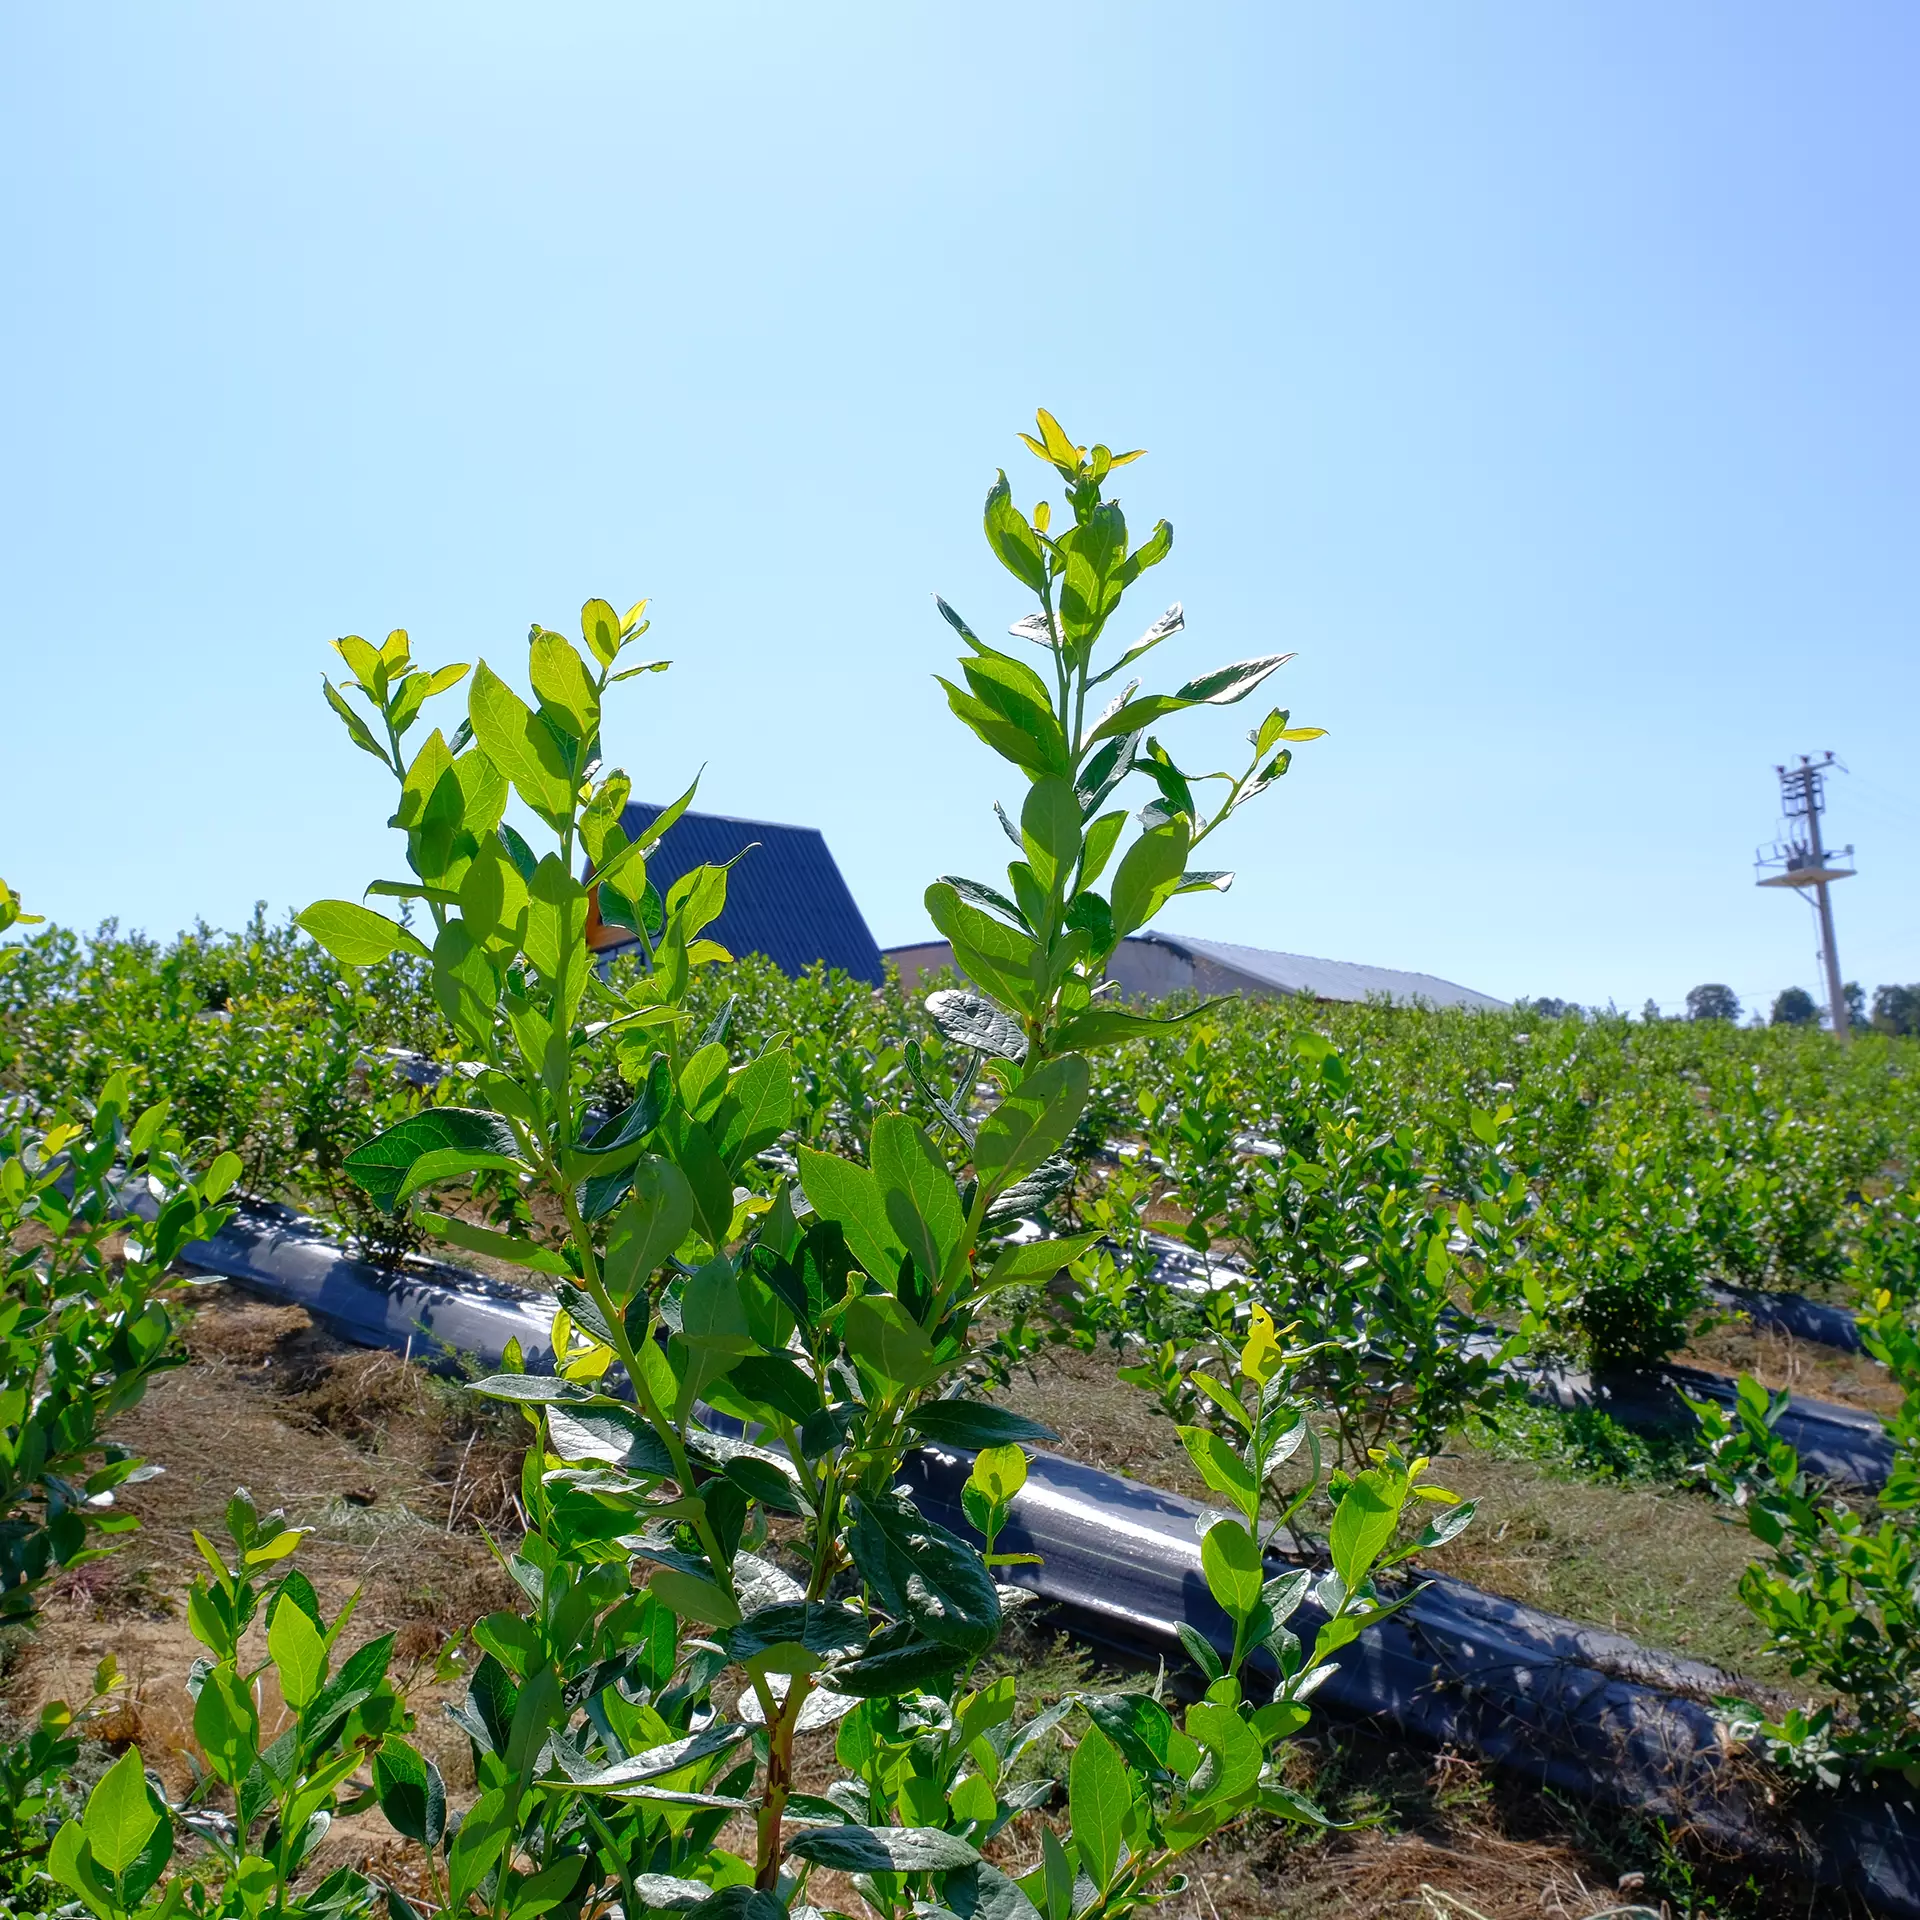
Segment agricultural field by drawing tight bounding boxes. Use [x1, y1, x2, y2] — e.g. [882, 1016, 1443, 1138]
[8, 909, 1920, 1917]
[5, 425, 1920, 1920]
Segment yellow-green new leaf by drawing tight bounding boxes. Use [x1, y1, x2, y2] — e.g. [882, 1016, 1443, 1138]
[469, 661, 574, 822]
[530, 632, 600, 743]
[580, 597, 623, 669]
[296, 901, 430, 967]
[268, 1597, 328, 1711]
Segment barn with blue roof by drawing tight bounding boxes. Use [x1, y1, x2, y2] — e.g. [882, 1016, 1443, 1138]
[589, 801, 885, 984]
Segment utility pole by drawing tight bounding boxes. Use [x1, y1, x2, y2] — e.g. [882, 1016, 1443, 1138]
[1755, 753, 1856, 1042]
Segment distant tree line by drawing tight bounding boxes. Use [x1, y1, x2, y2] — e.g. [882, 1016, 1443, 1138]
[1520, 982, 1920, 1033]
[1682, 981, 1919, 1032]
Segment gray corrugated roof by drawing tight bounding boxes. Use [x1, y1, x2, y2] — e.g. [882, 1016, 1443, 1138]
[614, 802, 884, 984]
[1140, 932, 1508, 1011]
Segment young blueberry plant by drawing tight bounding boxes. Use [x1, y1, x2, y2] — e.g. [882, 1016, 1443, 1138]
[1691, 1292, 1920, 1784]
[0, 1070, 236, 1886]
[1044, 1308, 1474, 1914]
[267, 416, 1443, 1920]
[45, 1499, 407, 1920]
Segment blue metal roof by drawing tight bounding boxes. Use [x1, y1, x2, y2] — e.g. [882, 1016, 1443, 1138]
[615, 802, 884, 984]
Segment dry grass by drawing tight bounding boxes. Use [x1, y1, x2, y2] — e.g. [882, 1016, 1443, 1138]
[1678, 1316, 1898, 1419]
[989, 1342, 1777, 1684]
[4, 1286, 522, 1827]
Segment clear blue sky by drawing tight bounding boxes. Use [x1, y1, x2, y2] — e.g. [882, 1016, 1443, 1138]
[4, 5, 1915, 1016]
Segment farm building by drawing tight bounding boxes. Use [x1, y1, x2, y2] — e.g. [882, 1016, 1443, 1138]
[587, 802, 885, 983]
[884, 929, 1506, 1010]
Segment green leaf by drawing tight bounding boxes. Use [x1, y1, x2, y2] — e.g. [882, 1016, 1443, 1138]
[1024, 1827, 1072, 1920]
[1413, 1497, 1478, 1553]
[1175, 654, 1292, 706]
[664, 862, 730, 942]
[982, 473, 1049, 594]
[470, 1374, 606, 1406]
[661, 1111, 736, 1249]
[580, 597, 624, 668]
[1050, 1000, 1219, 1054]
[1078, 807, 1128, 886]
[1329, 1469, 1403, 1590]
[727, 1600, 866, 1667]
[296, 901, 430, 967]
[469, 661, 574, 821]
[924, 989, 1027, 1062]
[826, 1636, 966, 1696]
[720, 1352, 823, 1424]
[1184, 1699, 1263, 1806]
[269, 1594, 327, 1711]
[394, 1143, 525, 1207]
[1199, 1517, 1264, 1621]
[973, 1055, 1090, 1191]
[796, 1145, 907, 1285]
[1083, 654, 1291, 746]
[48, 1820, 111, 1920]
[982, 1231, 1100, 1291]
[940, 680, 1067, 780]
[1057, 500, 1129, 652]
[961, 649, 1067, 751]
[82, 1746, 160, 1875]
[1083, 1691, 1195, 1782]
[603, 1158, 696, 1300]
[1176, 1621, 1223, 1682]
[508, 1858, 581, 1920]
[417, 1213, 570, 1277]
[871, 1112, 964, 1287]
[446, 1788, 514, 1912]
[787, 1824, 980, 1874]
[525, 855, 589, 1024]
[692, 1892, 785, 1920]
[1109, 817, 1191, 940]
[715, 1048, 794, 1168]
[848, 1490, 1000, 1651]
[908, 1401, 1056, 1448]
[455, 746, 510, 835]
[395, 726, 457, 840]
[842, 1295, 936, 1392]
[1068, 1724, 1131, 1892]
[545, 1402, 676, 1477]
[432, 921, 499, 1048]
[459, 834, 530, 951]
[647, 1568, 742, 1629]
[1020, 778, 1082, 892]
[681, 1258, 753, 1354]
[628, 773, 701, 857]
[581, 1055, 673, 1158]
[530, 632, 600, 744]
[391, 661, 471, 734]
[344, 1108, 524, 1212]
[373, 1739, 447, 1848]
[924, 881, 1040, 1011]
[969, 1441, 1027, 1506]
[679, 1041, 731, 1122]
[1178, 1426, 1259, 1525]
[548, 1722, 751, 1793]
[192, 1663, 259, 1786]
[322, 677, 392, 766]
